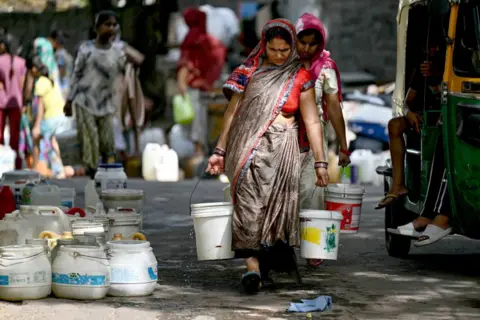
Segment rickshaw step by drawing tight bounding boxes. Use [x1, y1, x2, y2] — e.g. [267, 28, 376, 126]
[376, 165, 392, 177]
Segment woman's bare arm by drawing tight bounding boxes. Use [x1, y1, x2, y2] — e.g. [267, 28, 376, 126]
[300, 88, 326, 162]
[325, 93, 348, 151]
[216, 93, 242, 150]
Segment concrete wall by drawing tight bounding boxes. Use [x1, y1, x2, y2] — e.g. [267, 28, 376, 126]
[321, 0, 398, 81]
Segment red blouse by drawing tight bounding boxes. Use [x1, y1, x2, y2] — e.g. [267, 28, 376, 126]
[281, 68, 314, 114]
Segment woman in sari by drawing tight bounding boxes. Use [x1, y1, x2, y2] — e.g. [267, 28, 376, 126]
[295, 13, 350, 267]
[206, 19, 329, 293]
[177, 7, 227, 158]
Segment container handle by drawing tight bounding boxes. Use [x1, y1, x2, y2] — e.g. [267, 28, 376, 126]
[66, 207, 86, 217]
[189, 172, 206, 216]
[308, 186, 318, 210]
[0, 251, 45, 267]
[70, 251, 110, 266]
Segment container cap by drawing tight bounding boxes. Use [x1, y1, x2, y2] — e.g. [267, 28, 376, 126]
[325, 184, 365, 195]
[101, 189, 144, 200]
[300, 210, 344, 221]
[98, 163, 123, 169]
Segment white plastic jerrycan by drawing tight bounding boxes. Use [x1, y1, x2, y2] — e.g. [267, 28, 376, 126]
[31, 185, 62, 207]
[142, 143, 162, 181]
[155, 145, 179, 182]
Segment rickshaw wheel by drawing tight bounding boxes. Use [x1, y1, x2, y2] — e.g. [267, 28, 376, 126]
[383, 177, 412, 257]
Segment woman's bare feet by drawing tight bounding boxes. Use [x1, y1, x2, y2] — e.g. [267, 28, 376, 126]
[412, 216, 433, 231]
[376, 185, 409, 209]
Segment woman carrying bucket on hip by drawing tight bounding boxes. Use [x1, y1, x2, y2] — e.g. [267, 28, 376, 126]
[206, 19, 329, 293]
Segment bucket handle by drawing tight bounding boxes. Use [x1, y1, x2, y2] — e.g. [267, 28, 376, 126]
[70, 251, 110, 266]
[188, 167, 209, 216]
[0, 251, 45, 267]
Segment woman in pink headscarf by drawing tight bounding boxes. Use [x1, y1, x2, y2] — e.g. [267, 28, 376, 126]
[295, 13, 350, 267]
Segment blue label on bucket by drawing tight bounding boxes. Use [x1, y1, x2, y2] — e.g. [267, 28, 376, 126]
[52, 273, 106, 286]
[148, 267, 158, 281]
[0, 275, 8, 286]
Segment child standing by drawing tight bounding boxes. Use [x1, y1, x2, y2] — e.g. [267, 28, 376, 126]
[28, 56, 68, 178]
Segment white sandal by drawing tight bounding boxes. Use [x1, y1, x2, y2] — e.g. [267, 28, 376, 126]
[414, 224, 452, 247]
[387, 222, 423, 238]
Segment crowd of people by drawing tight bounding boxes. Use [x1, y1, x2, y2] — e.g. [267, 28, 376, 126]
[0, 10, 144, 179]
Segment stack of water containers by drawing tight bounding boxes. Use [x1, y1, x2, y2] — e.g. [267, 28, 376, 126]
[0, 168, 157, 302]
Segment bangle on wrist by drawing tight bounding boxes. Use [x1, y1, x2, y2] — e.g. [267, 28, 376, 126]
[314, 161, 328, 169]
[340, 148, 351, 156]
[214, 147, 226, 157]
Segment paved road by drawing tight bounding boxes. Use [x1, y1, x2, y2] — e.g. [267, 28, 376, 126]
[1, 178, 479, 319]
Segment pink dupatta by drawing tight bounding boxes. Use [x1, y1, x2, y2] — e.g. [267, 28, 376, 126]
[295, 13, 342, 122]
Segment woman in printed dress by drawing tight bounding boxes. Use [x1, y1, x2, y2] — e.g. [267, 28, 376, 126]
[295, 13, 351, 267]
[206, 19, 329, 293]
[64, 11, 126, 178]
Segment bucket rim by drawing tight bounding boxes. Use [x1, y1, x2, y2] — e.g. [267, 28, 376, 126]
[190, 202, 233, 209]
[300, 209, 344, 220]
[325, 183, 365, 195]
[0, 244, 45, 254]
[101, 188, 144, 199]
[107, 213, 141, 220]
[107, 240, 150, 249]
[72, 222, 104, 227]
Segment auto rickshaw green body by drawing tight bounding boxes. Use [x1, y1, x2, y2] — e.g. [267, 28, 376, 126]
[377, 0, 480, 256]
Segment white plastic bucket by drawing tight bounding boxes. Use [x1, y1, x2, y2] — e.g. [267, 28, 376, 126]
[191, 202, 234, 261]
[223, 185, 232, 203]
[325, 184, 365, 233]
[107, 212, 142, 241]
[107, 240, 158, 297]
[0, 244, 51, 301]
[60, 188, 76, 209]
[299, 210, 343, 260]
[101, 189, 144, 228]
[52, 245, 110, 300]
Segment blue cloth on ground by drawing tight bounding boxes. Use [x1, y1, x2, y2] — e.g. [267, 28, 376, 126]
[287, 296, 332, 313]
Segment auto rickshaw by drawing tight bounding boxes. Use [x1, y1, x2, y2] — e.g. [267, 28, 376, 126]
[376, 0, 480, 256]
